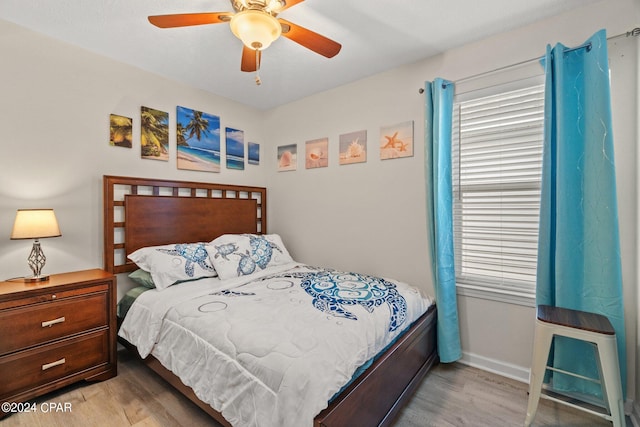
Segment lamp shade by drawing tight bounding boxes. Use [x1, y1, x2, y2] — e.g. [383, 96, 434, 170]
[10, 209, 62, 240]
[230, 9, 282, 50]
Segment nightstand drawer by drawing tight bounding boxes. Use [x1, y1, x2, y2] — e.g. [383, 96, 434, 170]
[0, 291, 108, 356]
[0, 330, 109, 399]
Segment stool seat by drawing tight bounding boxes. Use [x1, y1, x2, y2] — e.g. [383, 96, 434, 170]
[525, 305, 624, 427]
[537, 305, 615, 335]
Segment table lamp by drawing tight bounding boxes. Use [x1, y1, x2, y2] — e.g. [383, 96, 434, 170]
[10, 209, 62, 282]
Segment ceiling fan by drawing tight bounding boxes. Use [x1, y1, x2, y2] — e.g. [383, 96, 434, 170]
[148, 0, 341, 80]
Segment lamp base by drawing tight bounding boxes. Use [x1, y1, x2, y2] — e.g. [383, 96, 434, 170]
[23, 275, 50, 283]
[26, 239, 48, 282]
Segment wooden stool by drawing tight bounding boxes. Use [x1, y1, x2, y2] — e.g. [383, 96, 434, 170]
[524, 305, 624, 426]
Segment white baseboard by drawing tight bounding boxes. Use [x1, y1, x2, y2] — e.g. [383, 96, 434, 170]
[458, 351, 530, 384]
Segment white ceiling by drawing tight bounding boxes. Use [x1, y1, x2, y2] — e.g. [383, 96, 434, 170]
[0, 0, 597, 110]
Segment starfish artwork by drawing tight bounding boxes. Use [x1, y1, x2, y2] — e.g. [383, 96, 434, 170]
[382, 132, 401, 149]
[380, 121, 414, 160]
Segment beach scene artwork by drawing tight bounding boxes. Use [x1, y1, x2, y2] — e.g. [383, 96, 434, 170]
[176, 106, 220, 173]
[109, 114, 132, 148]
[339, 130, 367, 165]
[248, 142, 260, 165]
[380, 120, 414, 160]
[225, 127, 245, 170]
[277, 144, 297, 172]
[141, 106, 169, 161]
[305, 138, 328, 169]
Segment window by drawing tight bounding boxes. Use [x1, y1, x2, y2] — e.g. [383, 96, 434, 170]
[452, 83, 544, 305]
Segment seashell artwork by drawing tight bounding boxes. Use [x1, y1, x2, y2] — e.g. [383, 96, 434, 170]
[277, 144, 297, 171]
[305, 138, 329, 169]
[339, 130, 367, 165]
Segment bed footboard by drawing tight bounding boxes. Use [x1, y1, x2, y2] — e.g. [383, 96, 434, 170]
[314, 304, 438, 427]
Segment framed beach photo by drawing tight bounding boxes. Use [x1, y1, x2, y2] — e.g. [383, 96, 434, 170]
[176, 106, 221, 172]
[141, 106, 169, 161]
[248, 142, 260, 165]
[339, 130, 367, 165]
[109, 114, 132, 148]
[225, 127, 245, 170]
[277, 144, 297, 172]
[380, 121, 414, 160]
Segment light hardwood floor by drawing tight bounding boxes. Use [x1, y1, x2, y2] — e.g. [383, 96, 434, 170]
[2, 349, 628, 426]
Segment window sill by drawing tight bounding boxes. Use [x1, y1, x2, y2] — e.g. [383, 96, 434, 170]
[456, 283, 535, 307]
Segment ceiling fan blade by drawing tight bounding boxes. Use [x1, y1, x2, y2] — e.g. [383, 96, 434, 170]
[241, 46, 261, 72]
[279, 19, 341, 58]
[148, 12, 233, 28]
[278, 0, 305, 12]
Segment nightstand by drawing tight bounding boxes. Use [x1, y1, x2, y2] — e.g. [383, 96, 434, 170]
[0, 269, 117, 415]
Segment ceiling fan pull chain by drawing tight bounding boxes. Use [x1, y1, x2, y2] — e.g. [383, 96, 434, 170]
[255, 48, 262, 85]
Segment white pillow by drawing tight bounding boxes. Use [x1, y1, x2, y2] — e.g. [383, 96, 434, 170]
[128, 242, 217, 290]
[209, 234, 293, 280]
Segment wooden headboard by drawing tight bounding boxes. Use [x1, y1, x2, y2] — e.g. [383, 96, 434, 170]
[103, 175, 267, 274]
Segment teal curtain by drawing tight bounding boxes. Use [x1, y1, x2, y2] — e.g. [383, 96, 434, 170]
[424, 78, 461, 363]
[537, 29, 626, 398]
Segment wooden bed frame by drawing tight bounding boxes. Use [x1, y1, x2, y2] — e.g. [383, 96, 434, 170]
[103, 175, 438, 427]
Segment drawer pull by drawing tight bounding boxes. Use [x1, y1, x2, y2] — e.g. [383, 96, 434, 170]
[42, 358, 66, 371]
[41, 317, 66, 328]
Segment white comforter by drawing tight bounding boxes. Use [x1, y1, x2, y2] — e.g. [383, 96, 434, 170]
[119, 263, 433, 427]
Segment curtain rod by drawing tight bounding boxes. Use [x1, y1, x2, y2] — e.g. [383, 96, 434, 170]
[418, 28, 639, 94]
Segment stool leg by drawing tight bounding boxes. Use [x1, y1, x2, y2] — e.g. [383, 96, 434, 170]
[525, 322, 554, 427]
[597, 337, 625, 427]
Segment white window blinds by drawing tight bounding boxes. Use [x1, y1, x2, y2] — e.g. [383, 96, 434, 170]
[452, 84, 544, 300]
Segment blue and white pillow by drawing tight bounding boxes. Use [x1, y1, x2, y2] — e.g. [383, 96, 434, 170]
[128, 242, 217, 291]
[209, 234, 294, 280]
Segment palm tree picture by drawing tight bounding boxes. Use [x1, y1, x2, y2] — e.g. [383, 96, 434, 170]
[109, 114, 132, 148]
[141, 106, 169, 161]
[176, 106, 221, 172]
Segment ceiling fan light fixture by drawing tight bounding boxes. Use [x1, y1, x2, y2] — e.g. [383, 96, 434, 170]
[232, 0, 285, 13]
[265, 0, 286, 13]
[230, 10, 282, 50]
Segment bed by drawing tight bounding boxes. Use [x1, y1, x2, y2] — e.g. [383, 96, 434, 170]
[104, 175, 438, 427]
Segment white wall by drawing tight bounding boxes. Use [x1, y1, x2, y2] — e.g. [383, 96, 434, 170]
[609, 33, 639, 415]
[263, 66, 431, 288]
[0, 0, 638, 410]
[0, 19, 268, 297]
[262, 0, 640, 400]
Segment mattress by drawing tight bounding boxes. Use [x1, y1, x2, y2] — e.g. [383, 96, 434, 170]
[119, 262, 434, 427]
